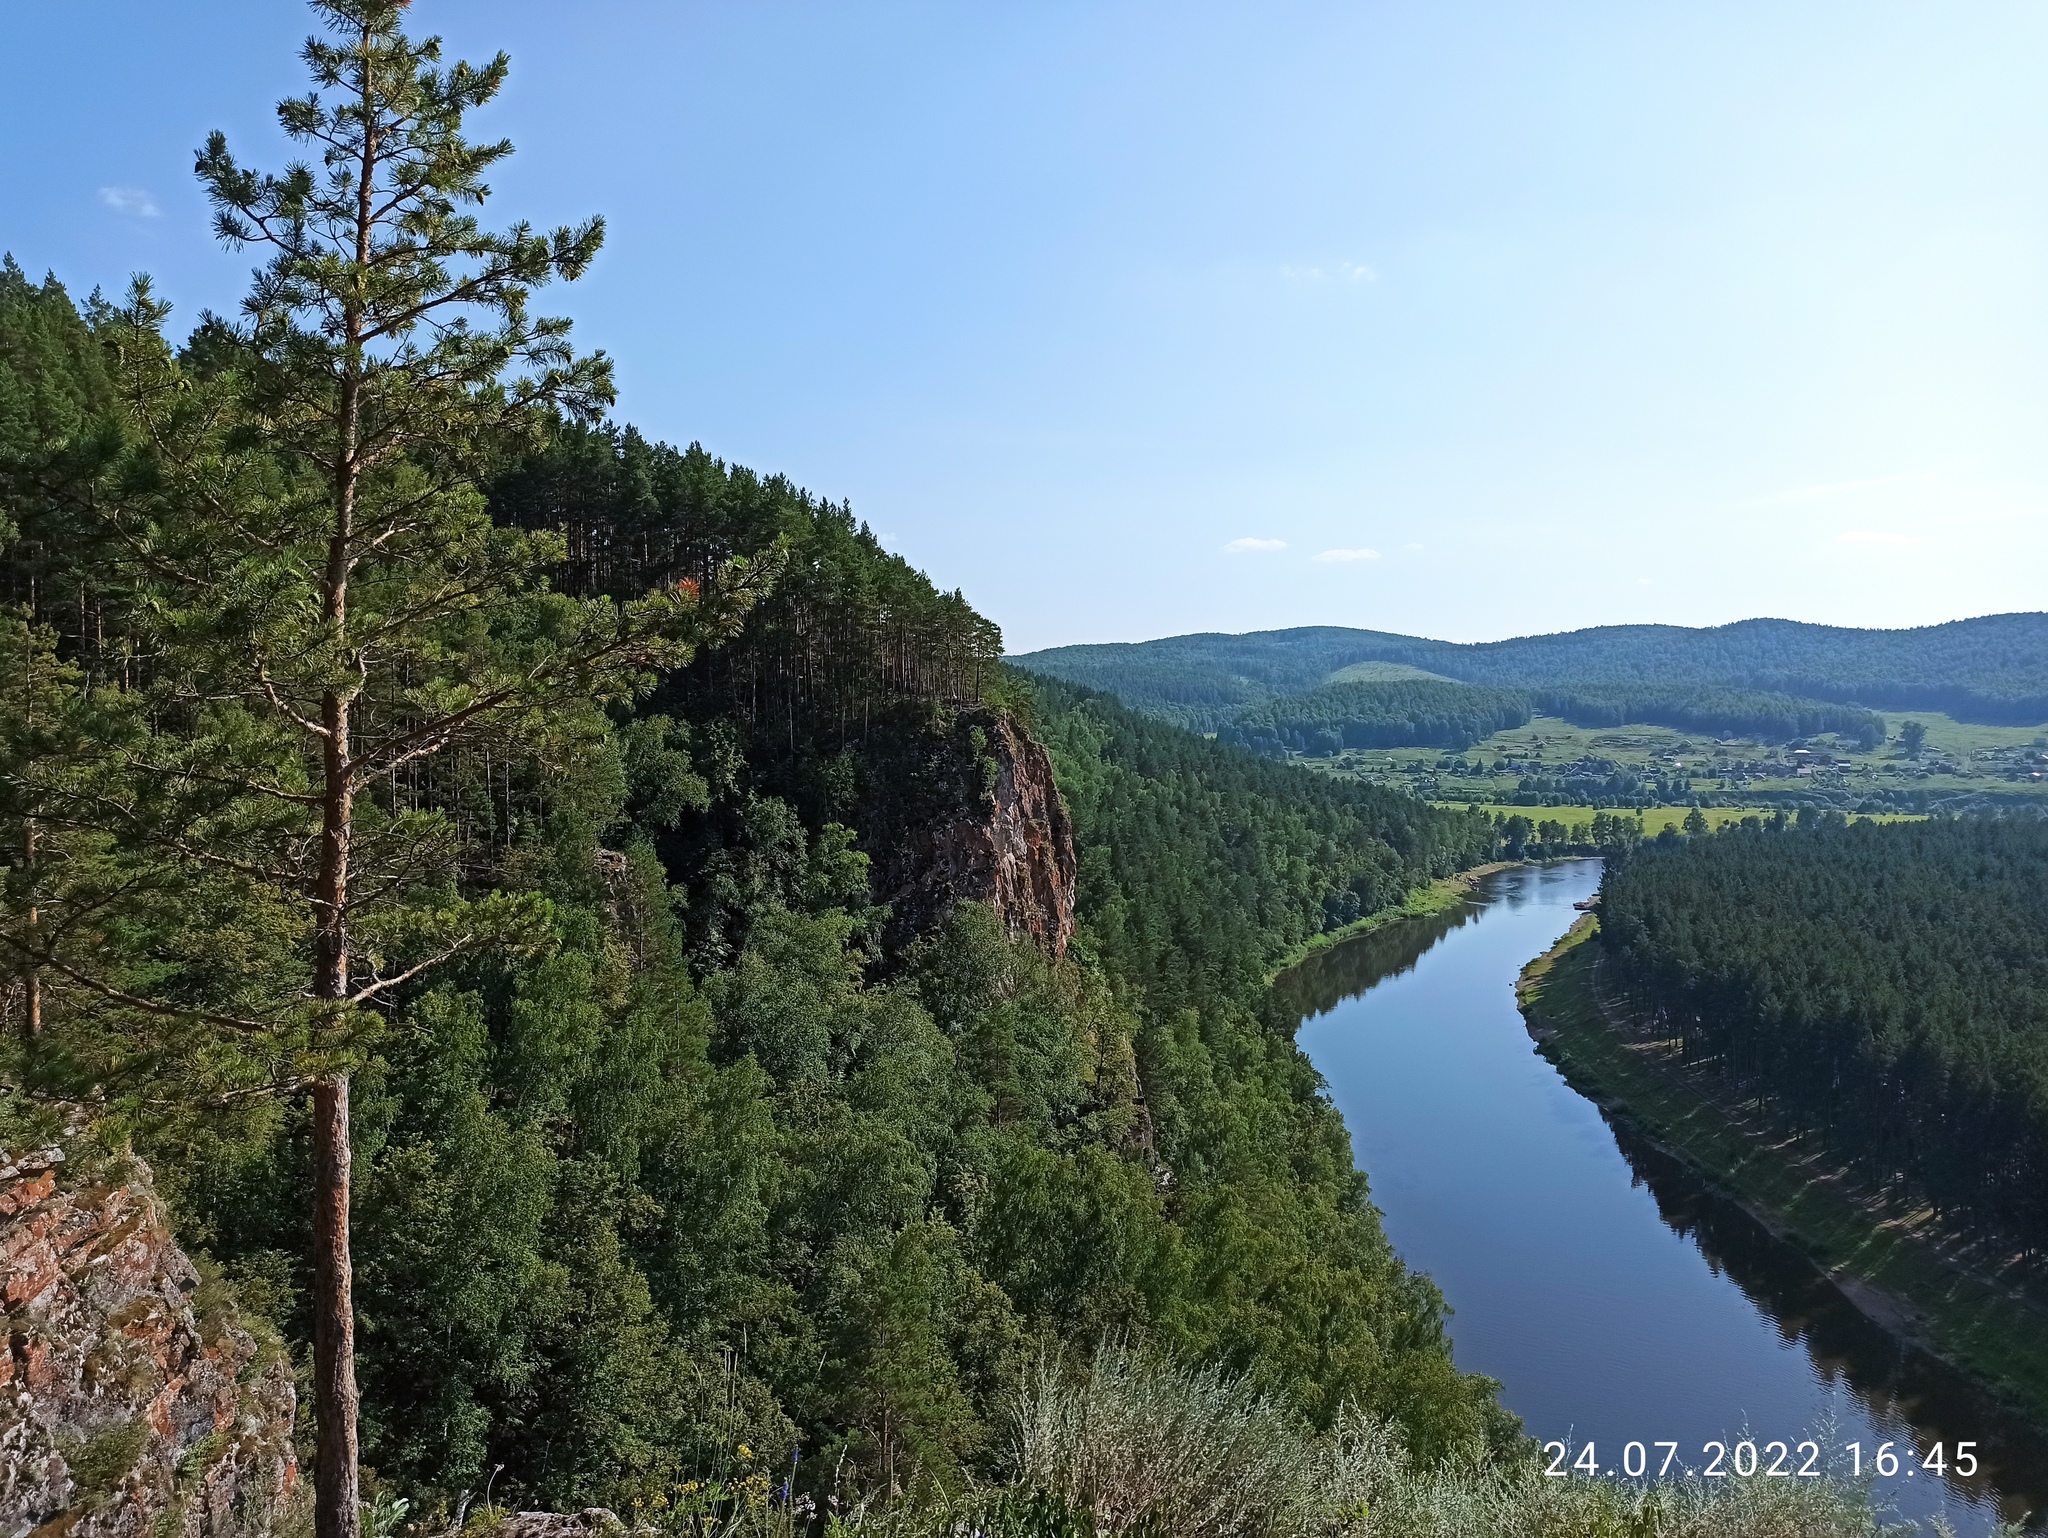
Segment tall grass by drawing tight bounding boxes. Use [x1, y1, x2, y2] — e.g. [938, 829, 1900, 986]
[984, 1342, 1916, 1538]
[476, 1342, 2016, 1538]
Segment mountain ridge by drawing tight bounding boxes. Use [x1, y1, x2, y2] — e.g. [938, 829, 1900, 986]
[1013, 612, 2048, 729]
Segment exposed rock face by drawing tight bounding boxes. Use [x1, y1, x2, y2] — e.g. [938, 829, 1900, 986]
[873, 710, 1077, 959]
[0, 1135, 298, 1538]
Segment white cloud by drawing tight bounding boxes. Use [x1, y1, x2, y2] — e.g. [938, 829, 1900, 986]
[1223, 537, 1287, 554]
[1280, 261, 1376, 284]
[1313, 547, 1381, 563]
[1836, 530, 1919, 547]
[99, 186, 160, 217]
[1403, 542, 1424, 551]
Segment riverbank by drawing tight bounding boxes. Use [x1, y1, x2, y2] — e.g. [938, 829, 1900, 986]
[1517, 916, 2048, 1434]
[1265, 860, 1520, 982]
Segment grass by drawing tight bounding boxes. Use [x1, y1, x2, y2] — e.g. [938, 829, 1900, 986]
[1517, 917, 2048, 1435]
[1323, 660, 1459, 685]
[582, 1342, 1906, 1537]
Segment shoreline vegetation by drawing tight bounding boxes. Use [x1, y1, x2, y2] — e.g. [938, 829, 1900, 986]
[1516, 915, 2048, 1435]
[1264, 861, 1520, 982]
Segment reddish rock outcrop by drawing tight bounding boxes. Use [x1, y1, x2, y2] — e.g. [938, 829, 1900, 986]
[0, 1134, 298, 1537]
[873, 711, 1077, 959]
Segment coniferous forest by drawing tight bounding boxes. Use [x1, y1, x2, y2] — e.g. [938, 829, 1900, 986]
[1600, 817, 2048, 1264]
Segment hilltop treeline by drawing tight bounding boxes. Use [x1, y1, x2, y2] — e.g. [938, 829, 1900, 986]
[1601, 817, 2048, 1264]
[1019, 615, 2048, 732]
[493, 425, 1008, 733]
[0, 255, 1518, 1514]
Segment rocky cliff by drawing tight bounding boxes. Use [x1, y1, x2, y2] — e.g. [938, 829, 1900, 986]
[871, 710, 1077, 959]
[0, 1130, 297, 1537]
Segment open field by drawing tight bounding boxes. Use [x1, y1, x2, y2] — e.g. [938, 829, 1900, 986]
[1322, 659, 1456, 685]
[1306, 710, 2048, 810]
[1434, 803, 1919, 833]
[1519, 918, 2048, 1431]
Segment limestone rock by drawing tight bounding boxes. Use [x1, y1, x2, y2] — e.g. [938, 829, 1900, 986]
[871, 710, 1077, 959]
[0, 1134, 298, 1537]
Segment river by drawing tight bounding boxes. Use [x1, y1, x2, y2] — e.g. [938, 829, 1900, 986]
[1278, 859, 2047, 1534]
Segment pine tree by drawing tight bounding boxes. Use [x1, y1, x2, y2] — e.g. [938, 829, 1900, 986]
[4, 6, 751, 1533]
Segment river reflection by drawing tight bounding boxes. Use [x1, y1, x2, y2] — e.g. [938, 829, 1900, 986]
[1284, 862, 2045, 1534]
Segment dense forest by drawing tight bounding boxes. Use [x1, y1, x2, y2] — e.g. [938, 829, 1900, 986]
[1531, 687, 1885, 748]
[1019, 615, 2048, 734]
[1034, 678, 1504, 971]
[1600, 817, 2048, 1266]
[0, 81, 1518, 1527]
[1215, 678, 1532, 754]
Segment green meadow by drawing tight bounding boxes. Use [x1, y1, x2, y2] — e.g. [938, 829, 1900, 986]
[1314, 710, 2048, 809]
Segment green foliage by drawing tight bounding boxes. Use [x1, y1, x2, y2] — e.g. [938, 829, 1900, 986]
[1602, 816, 2048, 1261]
[1032, 677, 1503, 991]
[0, 256, 115, 592]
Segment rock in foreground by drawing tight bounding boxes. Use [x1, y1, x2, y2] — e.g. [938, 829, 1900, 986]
[0, 1132, 297, 1537]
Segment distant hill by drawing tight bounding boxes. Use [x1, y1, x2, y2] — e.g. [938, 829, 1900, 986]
[1014, 614, 2048, 732]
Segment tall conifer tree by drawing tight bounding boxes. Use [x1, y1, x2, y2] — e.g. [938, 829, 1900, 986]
[0, 6, 750, 1534]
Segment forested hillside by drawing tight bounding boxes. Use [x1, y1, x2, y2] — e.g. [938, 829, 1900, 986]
[1019, 614, 2048, 733]
[1012, 627, 1428, 728]
[1135, 670, 1883, 761]
[1219, 677, 1532, 754]
[0, 245, 1517, 1521]
[1600, 817, 2048, 1265]
[1530, 687, 1885, 748]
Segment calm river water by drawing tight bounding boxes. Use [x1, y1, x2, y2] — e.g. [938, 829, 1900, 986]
[1280, 860, 2047, 1534]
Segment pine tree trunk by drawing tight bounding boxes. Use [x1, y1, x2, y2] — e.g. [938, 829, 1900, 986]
[311, 1073, 359, 1538]
[312, 690, 360, 1538]
[22, 817, 38, 1040]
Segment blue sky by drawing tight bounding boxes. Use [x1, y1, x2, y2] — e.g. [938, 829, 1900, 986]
[5, 3, 2045, 652]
